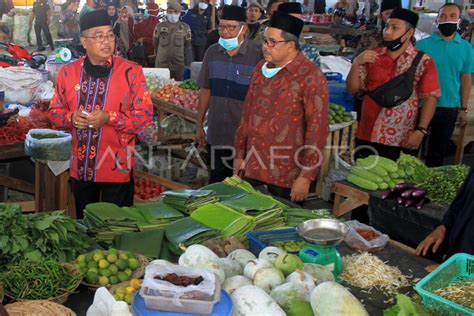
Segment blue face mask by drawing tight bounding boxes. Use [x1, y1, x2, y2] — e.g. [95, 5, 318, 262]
[218, 26, 243, 51]
[261, 60, 292, 78]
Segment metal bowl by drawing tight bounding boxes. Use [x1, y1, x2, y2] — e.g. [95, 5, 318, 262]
[296, 219, 349, 246]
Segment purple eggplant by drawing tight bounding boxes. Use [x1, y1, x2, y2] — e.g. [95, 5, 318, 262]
[411, 189, 426, 199]
[416, 198, 429, 210]
[394, 183, 414, 191]
[396, 197, 405, 205]
[405, 199, 416, 207]
[401, 189, 416, 198]
[382, 189, 396, 199]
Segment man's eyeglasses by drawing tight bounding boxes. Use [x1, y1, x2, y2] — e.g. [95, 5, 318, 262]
[218, 24, 241, 32]
[262, 38, 290, 48]
[83, 34, 116, 43]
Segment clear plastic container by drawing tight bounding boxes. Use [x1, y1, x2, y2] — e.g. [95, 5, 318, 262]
[139, 279, 221, 315]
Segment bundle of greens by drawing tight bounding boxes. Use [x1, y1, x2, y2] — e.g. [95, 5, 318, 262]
[134, 201, 184, 230]
[0, 204, 91, 270]
[161, 189, 218, 214]
[420, 165, 470, 205]
[396, 153, 432, 184]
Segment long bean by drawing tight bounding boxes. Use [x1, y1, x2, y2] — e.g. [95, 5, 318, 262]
[0, 259, 81, 300]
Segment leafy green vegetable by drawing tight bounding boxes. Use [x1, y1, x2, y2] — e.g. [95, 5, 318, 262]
[420, 165, 470, 205]
[384, 294, 431, 316]
[0, 204, 92, 270]
[396, 153, 432, 184]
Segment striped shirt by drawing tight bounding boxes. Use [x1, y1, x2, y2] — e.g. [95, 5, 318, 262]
[198, 40, 262, 146]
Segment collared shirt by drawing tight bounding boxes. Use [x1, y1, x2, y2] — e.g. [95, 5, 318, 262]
[416, 32, 472, 108]
[48, 56, 153, 183]
[234, 52, 329, 188]
[198, 40, 262, 146]
[357, 44, 440, 147]
[32, 1, 49, 23]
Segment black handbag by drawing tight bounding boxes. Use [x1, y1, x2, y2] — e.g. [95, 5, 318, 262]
[366, 51, 424, 108]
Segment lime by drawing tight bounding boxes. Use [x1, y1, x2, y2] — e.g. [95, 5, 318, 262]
[77, 254, 86, 263]
[115, 287, 127, 297]
[80, 267, 88, 275]
[98, 276, 109, 286]
[99, 259, 110, 269]
[124, 293, 134, 305]
[109, 276, 119, 285]
[108, 248, 119, 256]
[127, 252, 136, 260]
[87, 261, 98, 269]
[100, 268, 111, 277]
[85, 271, 99, 284]
[113, 293, 123, 301]
[117, 271, 129, 282]
[119, 252, 129, 261]
[93, 250, 105, 262]
[107, 254, 118, 264]
[127, 258, 140, 270]
[108, 264, 119, 276]
[124, 268, 133, 277]
[77, 261, 87, 269]
[116, 259, 128, 271]
[88, 267, 98, 274]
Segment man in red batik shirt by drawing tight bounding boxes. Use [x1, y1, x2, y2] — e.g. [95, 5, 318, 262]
[48, 10, 153, 218]
[234, 11, 329, 203]
[347, 8, 440, 161]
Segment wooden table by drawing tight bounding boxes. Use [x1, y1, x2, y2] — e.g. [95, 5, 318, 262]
[0, 143, 35, 211]
[152, 97, 198, 124]
[34, 161, 75, 218]
[331, 180, 369, 217]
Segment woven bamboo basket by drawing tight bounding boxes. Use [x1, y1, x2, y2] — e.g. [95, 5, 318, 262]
[81, 252, 148, 291]
[4, 300, 76, 316]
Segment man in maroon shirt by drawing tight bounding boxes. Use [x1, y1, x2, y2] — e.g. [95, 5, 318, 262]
[234, 11, 329, 202]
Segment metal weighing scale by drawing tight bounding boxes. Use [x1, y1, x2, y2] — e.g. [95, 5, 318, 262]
[297, 219, 349, 279]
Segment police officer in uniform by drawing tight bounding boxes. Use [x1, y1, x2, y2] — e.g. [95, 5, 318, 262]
[153, 0, 192, 80]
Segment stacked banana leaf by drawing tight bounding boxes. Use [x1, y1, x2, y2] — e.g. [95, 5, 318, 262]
[161, 189, 218, 214]
[212, 177, 289, 230]
[283, 208, 334, 227]
[134, 201, 184, 230]
[191, 203, 256, 240]
[165, 217, 219, 254]
[83, 203, 147, 242]
[115, 228, 165, 258]
[83, 202, 184, 243]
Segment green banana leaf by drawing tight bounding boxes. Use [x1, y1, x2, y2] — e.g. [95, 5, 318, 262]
[221, 193, 277, 215]
[191, 203, 256, 240]
[115, 228, 164, 258]
[165, 217, 218, 254]
[161, 189, 215, 198]
[201, 182, 248, 201]
[134, 201, 184, 222]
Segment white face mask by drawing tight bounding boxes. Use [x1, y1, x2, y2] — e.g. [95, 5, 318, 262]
[199, 2, 208, 10]
[224, 0, 232, 5]
[167, 13, 180, 23]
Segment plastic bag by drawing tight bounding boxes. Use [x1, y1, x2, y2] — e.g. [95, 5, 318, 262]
[137, 119, 159, 145]
[29, 105, 51, 129]
[0, 67, 44, 104]
[344, 220, 389, 252]
[25, 128, 72, 161]
[141, 263, 216, 303]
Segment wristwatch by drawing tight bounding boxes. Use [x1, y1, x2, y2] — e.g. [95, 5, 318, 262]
[415, 126, 430, 135]
[459, 107, 468, 113]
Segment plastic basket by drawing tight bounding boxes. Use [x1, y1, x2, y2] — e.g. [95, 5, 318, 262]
[246, 228, 308, 256]
[415, 253, 474, 316]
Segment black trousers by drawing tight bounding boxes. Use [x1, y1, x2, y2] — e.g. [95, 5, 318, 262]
[192, 44, 206, 62]
[244, 177, 292, 201]
[34, 20, 54, 48]
[207, 145, 234, 184]
[71, 178, 134, 219]
[425, 107, 459, 167]
[351, 139, 418, 224]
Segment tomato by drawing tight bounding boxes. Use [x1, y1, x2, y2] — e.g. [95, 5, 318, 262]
[145, 179, 151, 187]
[144, 187, 152, 194]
